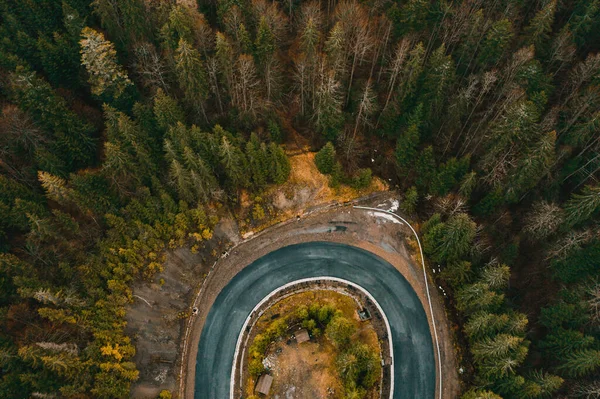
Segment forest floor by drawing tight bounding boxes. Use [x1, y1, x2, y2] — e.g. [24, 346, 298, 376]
[242, 290, 380, 399]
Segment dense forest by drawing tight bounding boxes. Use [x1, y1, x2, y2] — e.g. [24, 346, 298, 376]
[0, 0, 599, 398]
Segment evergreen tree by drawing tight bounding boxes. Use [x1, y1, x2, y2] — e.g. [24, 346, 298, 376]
[415, 146, 436, 193]
[523, 0, 557, 51]
[400, 186, 418, 214]
[160, 5, 195, 51]
[175, 39, 209, 123]
[419, 44, 455, 124]
[558, 349, 600, 377]
[435, 213, 477, 262]
[267, 142, 290, 185]
[37, 171, 72, 205]
[79, 27, 132, 99]
[478, 19, 514, 67]
[395, 122, 420, 175]
[564, 185, 600, 227]
[254, 17, 277, 100]
[315, 71, 344, 138]
[315, 142, 337, 174]
[506, 131, 555, 203]
[398, 42, 425, 109]
[246, 134, 267, 189]
[219, 136, 248, 194]
[153, 89, 185, 130]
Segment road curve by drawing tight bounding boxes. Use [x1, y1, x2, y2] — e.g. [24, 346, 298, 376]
[194, 241, 435, 399]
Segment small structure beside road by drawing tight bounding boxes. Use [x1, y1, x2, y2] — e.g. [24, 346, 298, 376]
[255, 374, 273, 396]
[295, 328, 310, 344]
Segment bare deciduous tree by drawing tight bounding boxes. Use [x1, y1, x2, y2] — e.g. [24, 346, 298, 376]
[523, 201, 564, 241]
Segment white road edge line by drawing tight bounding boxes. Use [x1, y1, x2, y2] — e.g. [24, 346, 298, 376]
[354, 205, 443, 399]
[230, 277, 395, 399]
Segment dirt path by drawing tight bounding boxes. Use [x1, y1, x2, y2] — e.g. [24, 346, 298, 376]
[181, 194, 460, 399]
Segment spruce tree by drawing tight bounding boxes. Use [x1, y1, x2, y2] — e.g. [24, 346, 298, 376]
[415, 146, 436, 193]
[564, 185, 600, 227]
[268, 143, 291, 185]
[315, 142, 337, 174]
[523, 0, 557, 51]
[558, 349, 600, 377]
[478, 19, 514, 67]
[79, 27, 132, 98]
[153, 89, 185, 130]
[175, 39, 209, 122]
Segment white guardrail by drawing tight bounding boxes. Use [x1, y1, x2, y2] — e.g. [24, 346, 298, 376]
[354, 205, 443, 399]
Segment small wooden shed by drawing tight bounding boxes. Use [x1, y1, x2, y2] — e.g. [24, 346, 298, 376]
[255, 374, 273, 396]
[295, 329, 310, 344]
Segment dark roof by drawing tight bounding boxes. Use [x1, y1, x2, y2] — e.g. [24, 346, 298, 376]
[255, 374, 273, 395]
[295, 329, 310, 343]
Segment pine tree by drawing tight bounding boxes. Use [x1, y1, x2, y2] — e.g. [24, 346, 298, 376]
[324, 22, 346, 78]
[254, 17, 277, 101]
[435, 213, 477, 262]
[506, 131, 556, 203]
[456, 282, 504, 314]
[523, 0, 557, 51]
[215, 32, 235, 98]
[471, 334, 524, 361]
[398, 42, 425, 108]
[558, 349, 600, 377]
[9, 69, 96, 172]
[182, 146, 218, 203]
[419, 44, 455, 123]
[219, 136, 248, 194]
[539, 328, 595, 356]
[480, 263, 510, 290]
[478, 19, 514, 67]
[268, 143, 291, 185]
[175, 39, 209, 123]
[153, 89, 185, 130]
[525, 370, 563, 398]
[79, 27, 132, 99]
[397, 0, 430, 33]
[246, 134, 267, 189]
[37, 171, 72, 205]
[315, 142, 336, 174]
[415, 146, 436, 193]
[315, 71, 344, 138]
[400, 186, 418, 214]
[237, 23, 252, 54]
[570, 0, 600, 46]
[395, 123, 420, 173]
[160, 5, 195, 51]
[440, 260, 471, 289]
[564, 185, 600, 227]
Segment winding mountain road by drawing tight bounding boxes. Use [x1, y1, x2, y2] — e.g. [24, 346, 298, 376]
[194, 241, 435, 399]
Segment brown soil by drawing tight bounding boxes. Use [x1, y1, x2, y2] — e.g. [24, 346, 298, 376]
[244, 291, 381, 399]
[268, 340, 343, 399]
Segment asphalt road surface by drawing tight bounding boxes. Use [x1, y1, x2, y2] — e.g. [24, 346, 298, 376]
[194, 241, 435, 398]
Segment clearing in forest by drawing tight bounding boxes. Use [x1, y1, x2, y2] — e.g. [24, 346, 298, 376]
[243, 290, 382, 399]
